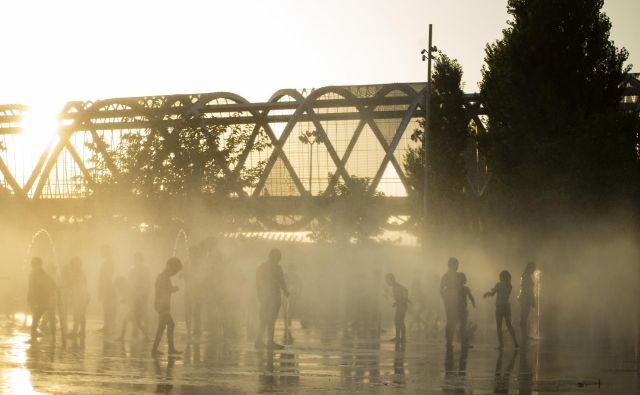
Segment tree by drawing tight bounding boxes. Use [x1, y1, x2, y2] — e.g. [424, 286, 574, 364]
[310, 176, 386, 244]
[87, 110, 271, 199]
[479, 0, 638, 226]
[404, 53, 471, 235]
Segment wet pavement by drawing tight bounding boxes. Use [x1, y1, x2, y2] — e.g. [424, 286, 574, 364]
[0, 319, 637, 394]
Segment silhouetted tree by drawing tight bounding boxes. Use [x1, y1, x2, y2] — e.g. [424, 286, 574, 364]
[479, 0, 638, 226]
[87, 110, 271, 199]
[310, 176, 386, 244]
[404, 53, 471, 235]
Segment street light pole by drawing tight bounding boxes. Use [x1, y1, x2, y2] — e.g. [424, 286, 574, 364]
[422, 24, 437, 240]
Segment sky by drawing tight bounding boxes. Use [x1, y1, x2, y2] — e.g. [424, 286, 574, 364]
[0, 0, 638, 110]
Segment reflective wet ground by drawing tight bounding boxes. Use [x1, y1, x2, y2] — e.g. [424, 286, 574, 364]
[0, 319, 637, 394]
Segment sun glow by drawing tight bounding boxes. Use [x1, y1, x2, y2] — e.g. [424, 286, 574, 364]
[12, 102, 62, 191]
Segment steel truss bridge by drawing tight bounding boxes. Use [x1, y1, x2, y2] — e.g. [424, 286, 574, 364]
[0, 76, 638, 230]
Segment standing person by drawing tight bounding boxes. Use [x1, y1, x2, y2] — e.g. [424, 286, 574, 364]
[130, 252, 150, 336]
[484, 270, 519, 349]
[27, 258, 57, 343]
[254, 249, 289, 350]
[69, 257, 90, 339]
[151, 257, 183, 357]
[98, 245, 117, 337]
[385, 273, 410, 343]
[518, 262, 537, 342]
[440, 257, 463, 347]
[458, 274, 476, 348]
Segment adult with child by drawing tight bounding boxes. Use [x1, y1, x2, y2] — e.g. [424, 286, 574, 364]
[484, 270, 519, 349]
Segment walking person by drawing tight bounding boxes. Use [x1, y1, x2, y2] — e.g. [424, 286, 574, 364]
[484, 270, 518, 349]
[151, 258, 183, 357]
[440, 257, 463, 347]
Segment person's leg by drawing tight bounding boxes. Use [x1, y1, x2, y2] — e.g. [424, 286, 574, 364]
[445, 304, 455, 346]
[30, 308, 43, 341]
[393, 308, 401, 341]
[152, 314, 167, 355]
[47, 308, 56, 342]
[194, 301, 202, 338]
[80, 311, 86, 338]
[184, 296, 193, 338]
[133, 310, 149, 340]
[255, 318, 266, 347]
[459, 309, 468, 346]
[399, 307, 407, 342]
[505, 305, 518, 347]
[267, 317, 276, 346]
[119, 312, 130, 341]
[102, 300, 109, 333]
[167, 315, 181, 353]
[520, 303, 530, 340]
[496, 307, 504, 348]
[255, 301, 267, 347]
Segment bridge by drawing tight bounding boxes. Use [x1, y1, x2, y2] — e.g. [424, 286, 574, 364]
[0, 76, 638, 230]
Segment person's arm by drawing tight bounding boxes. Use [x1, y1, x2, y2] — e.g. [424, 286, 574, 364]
[483, 284, 497, 299]
[439, 275, 446, 299]
[467, 288, 476, 308]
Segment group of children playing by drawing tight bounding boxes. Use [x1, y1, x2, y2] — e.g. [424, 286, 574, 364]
[27, 246, 535, 354]
[386, 257, 537, 349]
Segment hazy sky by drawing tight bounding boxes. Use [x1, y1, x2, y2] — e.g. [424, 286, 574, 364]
[1, 0, 638, 109]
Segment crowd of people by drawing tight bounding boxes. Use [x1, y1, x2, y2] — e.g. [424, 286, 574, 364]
[24, 239, 539, 356]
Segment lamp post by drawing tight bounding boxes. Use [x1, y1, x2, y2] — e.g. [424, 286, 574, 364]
[298, 129, 324, 194]
[421, 24, 437, 238]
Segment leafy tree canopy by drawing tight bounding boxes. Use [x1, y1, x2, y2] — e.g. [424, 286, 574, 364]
[404, 53, 471, 234]
[480, 0, 638, 224]
[88, 110, 271, 199]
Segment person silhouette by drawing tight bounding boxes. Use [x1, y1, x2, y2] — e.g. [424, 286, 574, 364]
[27, 257, 57, 343]
[151, 257, 183, 357]
[518, 262, 537, 342]
[484, 270, 519, 349]
[385, 273, 410, 343]
[255, 249, 289, 350]
[69, 257, 90, 339]
[458, 273, 476, 348]
[440, 257, 463, 347]
[98, 245, 117, 337]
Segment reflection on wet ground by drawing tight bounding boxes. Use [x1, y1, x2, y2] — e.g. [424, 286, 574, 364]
[0, 319, 637, 394]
